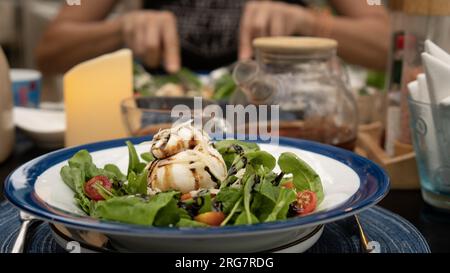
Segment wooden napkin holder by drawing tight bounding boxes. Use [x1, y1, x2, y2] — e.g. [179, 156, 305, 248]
[356, 122, 420, 189]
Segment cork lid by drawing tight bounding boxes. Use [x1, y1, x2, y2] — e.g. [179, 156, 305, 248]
[253, 37, 338, 54]
[388, 0, 405, 11]
[403, 0, 450, 16]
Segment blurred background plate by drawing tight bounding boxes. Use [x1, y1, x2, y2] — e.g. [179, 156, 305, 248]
[13, 106, 65, 149]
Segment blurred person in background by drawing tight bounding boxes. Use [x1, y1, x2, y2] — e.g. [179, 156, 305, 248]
[35, 0, 390, 75]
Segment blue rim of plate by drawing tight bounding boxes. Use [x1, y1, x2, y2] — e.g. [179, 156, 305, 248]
[3, 136, 390, 236]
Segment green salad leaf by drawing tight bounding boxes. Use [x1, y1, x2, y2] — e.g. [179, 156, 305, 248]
[140, 152, 155, 163]
[103, 164, 127, 182]
[264, 188, 297, 222]
[198, 194, 213, 214]
[125, 169, 148, 195]
[67, 149, 93, 170]
[178, 208, 191, 220]
[126, 141, 146, 175]
[255, 177, 279, 203]
[177, 218, 209, 228]
[214, 140, 260, 169]
[278, 152, 324, 204]
[213, 74, 236, 100]
[216, 187, 242, 214]
[153, 198, 180, 227]
[67, 150, 100, 180]
[92, 192, 179, 225]
[246, 151, 276, 171]
[250, 192, 275, 221]
[241, 172, 259, 225]
[234, 211, 259, 226]
[60, 166, 91, 213]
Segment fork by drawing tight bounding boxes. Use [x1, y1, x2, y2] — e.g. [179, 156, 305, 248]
[11, 211, 39, 253]
[354, 215, 371, 253]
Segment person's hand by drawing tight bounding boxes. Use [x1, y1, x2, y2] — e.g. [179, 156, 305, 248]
[121, 10, 180, 73]
[239, 1, 315, 60]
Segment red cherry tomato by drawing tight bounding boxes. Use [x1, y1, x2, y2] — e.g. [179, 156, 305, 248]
[296, 190, 317, 216]
[282, 181, 295, 189]
[84, 176, 112, 201]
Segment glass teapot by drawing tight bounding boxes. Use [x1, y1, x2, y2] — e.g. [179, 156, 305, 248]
[231, 37, 358, 150]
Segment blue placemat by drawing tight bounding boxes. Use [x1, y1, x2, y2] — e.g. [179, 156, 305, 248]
[0, 201, 430, 253]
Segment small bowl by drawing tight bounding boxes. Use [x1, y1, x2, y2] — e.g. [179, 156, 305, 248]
[121, 96, 218, 137]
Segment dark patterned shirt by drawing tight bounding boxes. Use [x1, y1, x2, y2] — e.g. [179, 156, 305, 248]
[143, 0, 306, 70]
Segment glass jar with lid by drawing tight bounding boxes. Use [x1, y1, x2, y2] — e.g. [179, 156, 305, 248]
[232, 37, 359, 150]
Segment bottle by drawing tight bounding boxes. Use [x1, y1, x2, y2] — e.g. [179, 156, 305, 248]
[0, 47, 14, 163]
[385, 0, 405, 156]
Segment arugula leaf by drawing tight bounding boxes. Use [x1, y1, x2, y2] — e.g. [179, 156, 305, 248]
[264, 188, 297, 222]
[278, 152, 324, 203]
[216, 187, 242, 214]
[126, 141, 146, 175]
[214, 140, 260, 152]
[250, 192, 275, 221]
[198, 194, 212, 214]
[220, 197, 243, 226]
[125, 169, 148, 195]
[92, 181, 115, 200]
[213, 74, 236, 100]
[246, 151, 276, 171]
[60, 165, 76, 192]
[242, 172, 257, 224]
[92, 196, 150, 225]
[178, 208, 191, 220]
[154, 198, 180, 227]
[140, 152, 155, 163]
[152, 68, 201, 91]
[103, 164, 126, 182]
[68, 150, 93, 169]
[67, 150, 101, 180]
[234, 211, 259, 226]
[255, 178, 279, 203]
[60, 166, 91, 214]
[92, 192, 179, 225]
[214, 140, 260, 169]
[177, 218, 209, 228]
[66, 149, 123, 182]
[177, 68, 202, 90]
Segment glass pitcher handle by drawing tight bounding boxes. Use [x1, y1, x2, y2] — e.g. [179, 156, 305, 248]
[232, 60, 283, 105]
[331, 56, 351, 90]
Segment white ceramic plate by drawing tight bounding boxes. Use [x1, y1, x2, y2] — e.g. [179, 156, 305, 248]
[35, 143, 360, 216]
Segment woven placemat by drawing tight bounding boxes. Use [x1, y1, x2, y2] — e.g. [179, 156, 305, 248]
[0, 201, 430, 253]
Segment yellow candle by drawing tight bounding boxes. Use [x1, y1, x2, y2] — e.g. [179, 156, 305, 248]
[64, 49, 133, 147]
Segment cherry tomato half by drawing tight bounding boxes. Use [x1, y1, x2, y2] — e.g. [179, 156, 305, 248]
[180, 193, 193, 201]
[194, 212, 225, 226]
[84, 176, 112, 201]
[296, 190, 317, 216]
[282, 181, 295, 189]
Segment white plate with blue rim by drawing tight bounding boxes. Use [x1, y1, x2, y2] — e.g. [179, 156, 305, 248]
[4, 136, 389, 253]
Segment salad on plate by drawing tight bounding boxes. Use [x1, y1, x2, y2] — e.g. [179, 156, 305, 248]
[133, 63, 236, 101]
[60, 121, 324, 228]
